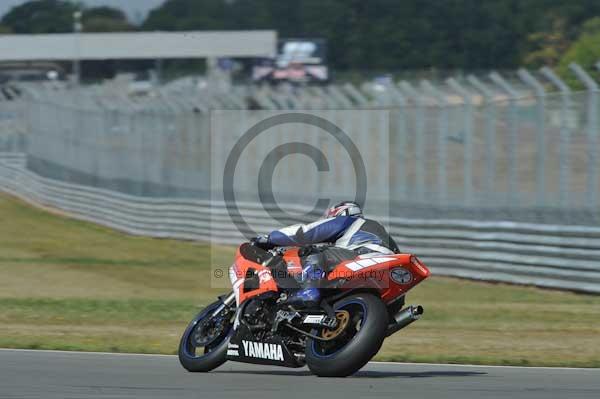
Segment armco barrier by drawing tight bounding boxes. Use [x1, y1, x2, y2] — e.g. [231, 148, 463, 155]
[1, 153, 599, 294]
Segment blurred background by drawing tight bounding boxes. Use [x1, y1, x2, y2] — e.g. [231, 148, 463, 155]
[1, 0, 600, 367]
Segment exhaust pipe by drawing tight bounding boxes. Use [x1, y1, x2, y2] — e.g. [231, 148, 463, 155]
[385, 305, 424, 337]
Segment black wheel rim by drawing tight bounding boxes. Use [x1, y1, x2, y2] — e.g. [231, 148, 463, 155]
[311, 300, 366, 358]
[183, 305, 234, 359]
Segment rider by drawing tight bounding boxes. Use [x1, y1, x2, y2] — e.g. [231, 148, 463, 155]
[253, 200, 399, 255]
[251, 201, 400, 305]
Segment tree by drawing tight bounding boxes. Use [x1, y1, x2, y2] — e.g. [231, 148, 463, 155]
[580, 16, 600, 36]
[139, 0, 537, 71]
[5, 0, 599, 74]
[558, 27, 600, 89]
[524, 17, 570, 68]
[0, 24, 12, 34]
[522, 0, 600, 70]
[0, 0, 77, 34]
[0, 1, 133, 34]
[83, 6, 134, 32]
[143, 0, 230, 31]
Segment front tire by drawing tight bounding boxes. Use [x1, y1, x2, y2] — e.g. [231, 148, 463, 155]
[178, 300, 234, 372]
[305, 293, 388, 377]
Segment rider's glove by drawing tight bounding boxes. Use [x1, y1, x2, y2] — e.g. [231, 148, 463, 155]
[250, 234, 273, 250]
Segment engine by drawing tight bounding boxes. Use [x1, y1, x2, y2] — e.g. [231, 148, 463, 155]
[240, 297, 306, 353]
[240, 298, 276, 340]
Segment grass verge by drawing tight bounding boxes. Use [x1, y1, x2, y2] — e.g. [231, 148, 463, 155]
[1, 193, 599, 366]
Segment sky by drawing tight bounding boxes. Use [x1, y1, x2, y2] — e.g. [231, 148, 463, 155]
[0, 0, 167, 24]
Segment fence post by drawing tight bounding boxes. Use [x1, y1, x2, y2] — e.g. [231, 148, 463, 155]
[278, 86, 300, 110]
[399, 81, 426, 201]
[342, 83, 370, 107]
[253, 88, 278, 109]
[312, 86, 337, 109]
[328, 85, 354, 108]
[420, 80, 448, 205]
[447, 78, 474, 206]
[593, 61, 600, 209]
[226, 88, 247, 110]
[338, 85, 373, 202]
[570, 62, 599, 211]
[258, 86, 281, 110]
[490, 71, 520, 206]
[386, 85, 408, 200]
[301, 88, 317, 110]
[540, 66, 571, 209]
[467, 75, 496, 203]
[518, 68, 546, 206]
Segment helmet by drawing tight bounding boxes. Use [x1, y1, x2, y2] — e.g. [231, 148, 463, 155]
[323, 201, 363, 218]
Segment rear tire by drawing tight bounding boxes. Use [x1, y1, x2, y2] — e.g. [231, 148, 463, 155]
[305, 293, 388, 377]
[178, 301, 234, 372]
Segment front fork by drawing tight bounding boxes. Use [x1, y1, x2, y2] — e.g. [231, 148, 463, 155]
[210, 291, 236, 318]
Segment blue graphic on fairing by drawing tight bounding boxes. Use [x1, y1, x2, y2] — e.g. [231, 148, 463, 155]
[301, 263, 324, 282]
[287, 288, 320, 303]
[268, 216, 357, 246]
[348, 231, 382, 246]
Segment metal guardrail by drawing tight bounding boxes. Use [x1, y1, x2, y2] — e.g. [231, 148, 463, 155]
[0, 152, 27, 168]
[1, 153, 598, 294]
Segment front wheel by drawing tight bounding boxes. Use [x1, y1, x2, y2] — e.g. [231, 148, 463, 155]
[178, 300, 235, 372]
[305, 293, 388, 377]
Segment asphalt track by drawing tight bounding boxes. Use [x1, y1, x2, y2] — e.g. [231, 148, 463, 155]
[1, 349, 599, 399]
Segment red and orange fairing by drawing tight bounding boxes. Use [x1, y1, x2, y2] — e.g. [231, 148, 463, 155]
[327, 254, 430, 303]
[230, 246, 279, 305]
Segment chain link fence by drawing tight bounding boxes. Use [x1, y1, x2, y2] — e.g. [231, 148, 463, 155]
[0, 85, 26, 153]
[2, 64, 600, 224]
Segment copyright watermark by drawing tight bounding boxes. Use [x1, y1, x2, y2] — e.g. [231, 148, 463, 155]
[213, 266, 390, 285]
[209, 110, 390, 288]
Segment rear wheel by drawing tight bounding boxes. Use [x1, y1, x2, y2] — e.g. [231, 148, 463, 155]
[178, 300, 235, 372]
[305, 293, 388, 377]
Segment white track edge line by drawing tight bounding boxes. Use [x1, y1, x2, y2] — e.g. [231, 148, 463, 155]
[0, 348, 175, 358]
[0, 348, 597, 370]
[369, 361, 598, 371]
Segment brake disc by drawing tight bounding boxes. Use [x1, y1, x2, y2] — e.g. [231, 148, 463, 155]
[192, 317, 226, 347]
[320, 310, 350, 341]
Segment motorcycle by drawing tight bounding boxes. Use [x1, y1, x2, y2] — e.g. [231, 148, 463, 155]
[178, 242, 430, 377]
